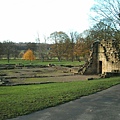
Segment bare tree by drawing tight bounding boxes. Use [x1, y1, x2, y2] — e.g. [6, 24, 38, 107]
[36, 33, 48, 61]
[69, 31, 79, 62]
[89, 20, 115, 40]
[39, 35, 48, 62]
[91, 0, 120, 30]
[3, 40, 16, 63]
[0, 42, 3, 59]
[36, 32, 41, 60]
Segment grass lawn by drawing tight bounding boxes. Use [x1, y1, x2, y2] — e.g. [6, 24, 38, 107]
[0, 77, 120, 120]
[0, 59, 84, 66]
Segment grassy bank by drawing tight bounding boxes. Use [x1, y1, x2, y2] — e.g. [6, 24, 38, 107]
[0, 77, 120, 120]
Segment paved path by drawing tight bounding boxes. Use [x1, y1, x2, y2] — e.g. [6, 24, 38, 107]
[8, 84, 120, 120]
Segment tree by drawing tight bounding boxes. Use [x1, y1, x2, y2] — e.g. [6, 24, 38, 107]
[69, 31, 79, 61]
[26, 42, 37, 52]
[2, 40, 16, 63]
[49, 31, 71, 61]
[36, 34, 48, 61]
[0, 42, 3, 59]
[89, 19, 115, 41]
[74, 37, 92, 61]
[22, 49, 35, 62]
[91, 0, 120, 30]
[36, 32, 41, 60]
[73, 30, 95, 61]
[74, 37, 85, 60]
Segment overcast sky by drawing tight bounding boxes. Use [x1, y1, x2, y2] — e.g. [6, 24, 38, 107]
[0, 0, 95, 43]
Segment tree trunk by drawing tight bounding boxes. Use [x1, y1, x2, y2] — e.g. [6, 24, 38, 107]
[7, 53, 10, 63]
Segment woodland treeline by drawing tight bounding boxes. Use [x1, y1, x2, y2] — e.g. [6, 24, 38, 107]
[0, 26, 119, 62]
[0, 0, 120, 62]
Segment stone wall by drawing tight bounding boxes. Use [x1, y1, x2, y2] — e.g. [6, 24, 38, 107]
[79, 39, 120, 76]
[98, 39, 120, 74]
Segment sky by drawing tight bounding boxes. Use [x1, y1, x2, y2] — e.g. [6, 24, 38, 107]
[0, 0, 95, 43]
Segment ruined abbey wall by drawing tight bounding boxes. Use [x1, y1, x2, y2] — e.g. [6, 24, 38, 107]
[98, 40, 120, 74]
[79, 39, 120, 76]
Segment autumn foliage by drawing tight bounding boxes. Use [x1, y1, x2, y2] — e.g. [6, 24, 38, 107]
[22, 49, 35, 61]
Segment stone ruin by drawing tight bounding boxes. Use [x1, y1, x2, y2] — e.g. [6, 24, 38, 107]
[79, 39, 120, 77]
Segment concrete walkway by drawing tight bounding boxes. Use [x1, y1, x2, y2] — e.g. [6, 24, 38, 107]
[8, 84, 120, 120]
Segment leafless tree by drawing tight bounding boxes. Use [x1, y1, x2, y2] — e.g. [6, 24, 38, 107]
[36, 32, 41, 60]
[91, 0, 120, 30]
[3, 40, 16, 63]
[69, 31, 79, 61]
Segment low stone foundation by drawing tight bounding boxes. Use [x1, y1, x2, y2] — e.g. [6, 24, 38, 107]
[101, 72, 120, 78]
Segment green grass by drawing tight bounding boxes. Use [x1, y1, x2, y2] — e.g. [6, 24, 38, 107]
[0, 59, 84, 66]
[0, 77, 120, 120]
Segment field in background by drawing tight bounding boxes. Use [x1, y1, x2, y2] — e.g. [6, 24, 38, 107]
[0, 59, 85, 66]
